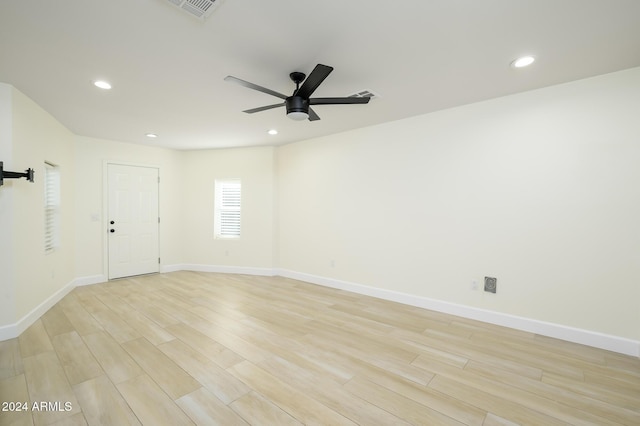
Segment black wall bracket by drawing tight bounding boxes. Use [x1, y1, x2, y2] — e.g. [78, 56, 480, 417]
[0, 161, 35, 186]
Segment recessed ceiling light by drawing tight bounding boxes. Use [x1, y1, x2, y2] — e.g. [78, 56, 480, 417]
[268, 129, 278, 135]
[511, 56, 536, 68]
[145, 133, 158, 138]
[93, 80, 112, 90]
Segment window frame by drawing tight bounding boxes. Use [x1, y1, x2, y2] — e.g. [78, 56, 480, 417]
[214, 179, 241, 239]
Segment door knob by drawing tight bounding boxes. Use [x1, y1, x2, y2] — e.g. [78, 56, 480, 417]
[110, 229, 115, 233]
[110, 220, 115, 225]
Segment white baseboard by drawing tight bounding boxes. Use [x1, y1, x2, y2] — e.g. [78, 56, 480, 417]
[171, 263, 276, 276]
[0, 323, 18, 342]
[160, 264, 184, 273]
[72, 274, 107, 287]
[0, 278, 76, 341]
[276, 269, 640, 358]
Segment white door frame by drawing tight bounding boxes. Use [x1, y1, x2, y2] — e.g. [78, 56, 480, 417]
[103, 160, 160, 280]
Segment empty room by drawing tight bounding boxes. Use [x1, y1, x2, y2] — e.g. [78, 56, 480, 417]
[1, 0, 639, 425]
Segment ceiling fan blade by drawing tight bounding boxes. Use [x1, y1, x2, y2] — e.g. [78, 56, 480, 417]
[224, 76, 288, 100]
[309, 97, 371, 105]
[308, 107, 321, 121]
[243, 103, 285, 114]
[296, 64, 333, 99]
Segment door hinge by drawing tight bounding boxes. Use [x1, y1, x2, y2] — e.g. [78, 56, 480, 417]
[158, 257, 161, 264]
[158, 217, 160, 223]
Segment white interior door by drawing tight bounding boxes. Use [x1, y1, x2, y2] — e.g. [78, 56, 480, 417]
[107, 164, 159, 279]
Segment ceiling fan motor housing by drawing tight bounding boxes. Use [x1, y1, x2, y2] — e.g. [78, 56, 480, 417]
[285, 96, 309, 115]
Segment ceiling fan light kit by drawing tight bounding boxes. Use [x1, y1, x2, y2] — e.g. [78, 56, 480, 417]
[225, 64, 370, 122]
[285, 96, 310, 121]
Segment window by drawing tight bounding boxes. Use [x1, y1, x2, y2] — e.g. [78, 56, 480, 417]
[215, 179, 241, 239]
[44, 162, 60, 253]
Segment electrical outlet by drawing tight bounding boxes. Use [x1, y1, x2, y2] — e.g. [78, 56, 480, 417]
[484, 277, 497, 293]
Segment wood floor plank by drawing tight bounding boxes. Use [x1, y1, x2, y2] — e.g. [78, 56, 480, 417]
[304, 319, 418, 365]
[164, 322, 244, 369]
[344, 376, 466, 425]
[18, 320, 53, 358]
[228, 360, 358, 426]
[51, 331, 103, 386]
[40, 305, 75, 338]
[229, 391, 303, 426]
[353, 359, 486, 425]
[84, 302, 142, 344]
[541, 371, 640, 412]
[429, 375, 567, 426]
[176, 387, 249, 426]
[257, 355, 413, 426]
[82, 331, 143, 384]
[0, 374, 33, 426]
[49, 412, 87, 425]
[157, 338, 250, 404]
[465, 359, 640, 425]
[57, 295, 104, 336]
[415, 328, 569, 381]
[121, 294, 181, 328]
[117, 309, 175, 346]
[415, 356, 622, 425]
[116, 374, 195, 426]
[22, 351, 81, 426]
[122, 337, 200, 400]
[72, 375, 140, 426]
[0, 338, 24, 380]
[482, 412, 520, 426]
[189, 320, 272, 364]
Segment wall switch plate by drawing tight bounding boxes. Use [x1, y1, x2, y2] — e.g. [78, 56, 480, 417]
[484, 277, 497, 293]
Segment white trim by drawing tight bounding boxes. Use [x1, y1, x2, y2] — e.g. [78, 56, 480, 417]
[72, 274, 107, 287]
[0, 278, 76, 341]
[276, 269, 640, 358]
[179, 263, 276, 276]
[160, 264, 184, 274]
[0, 323, 17, 342]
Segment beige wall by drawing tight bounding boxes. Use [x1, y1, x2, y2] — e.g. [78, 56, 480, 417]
[0, 86, 76, 323]
[181, 147, 276, 270]
[277, 67, 640, 342]
[0, 83, 15, 326]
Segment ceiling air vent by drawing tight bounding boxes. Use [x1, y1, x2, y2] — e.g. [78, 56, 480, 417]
[347, 89, 380, 99]
[165, 0, 221, 19]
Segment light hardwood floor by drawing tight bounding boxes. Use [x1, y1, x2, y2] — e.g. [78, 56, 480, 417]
[1, 271, 639, 425]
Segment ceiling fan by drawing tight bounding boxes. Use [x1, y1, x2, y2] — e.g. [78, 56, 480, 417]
[224, 64, 370, 121]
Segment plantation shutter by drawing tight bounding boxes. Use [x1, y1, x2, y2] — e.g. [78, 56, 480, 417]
[44, 162, 60, 253]
[215, 179, 241, 238]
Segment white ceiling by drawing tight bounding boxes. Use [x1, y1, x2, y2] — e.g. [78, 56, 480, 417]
[1, 0, 639, 150]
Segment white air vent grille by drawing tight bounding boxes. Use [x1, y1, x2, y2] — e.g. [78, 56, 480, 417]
[348, 89, 380, 99]
[165, 0, 220, 19]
